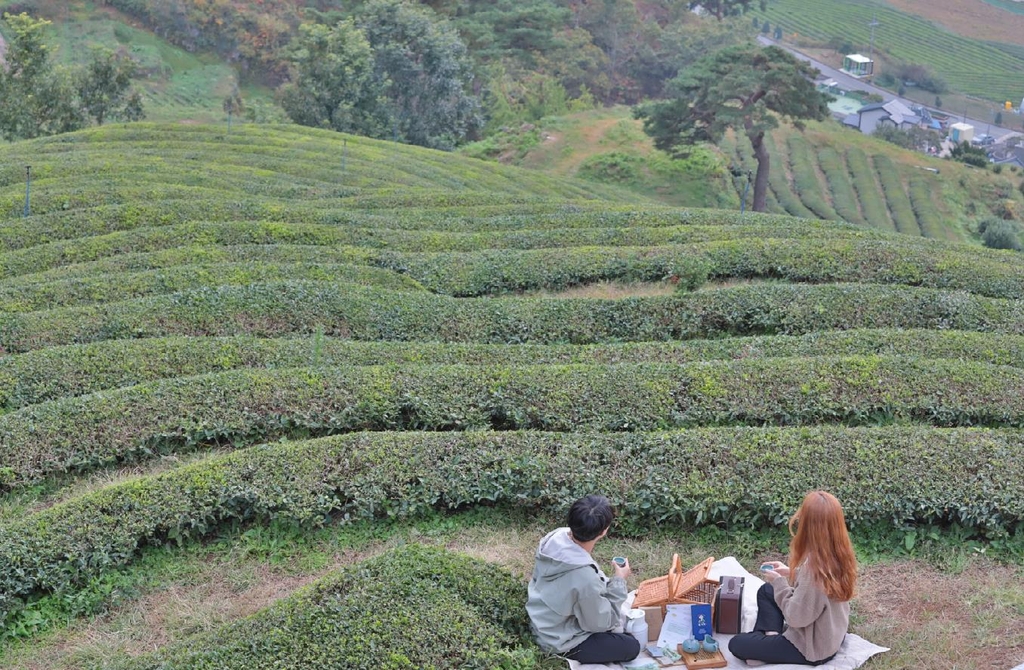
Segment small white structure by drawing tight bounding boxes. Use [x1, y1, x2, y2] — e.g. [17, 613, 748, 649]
[950, 122, 974, 144]
[844, 99, 922, 135]
[842, 54, 874, 77]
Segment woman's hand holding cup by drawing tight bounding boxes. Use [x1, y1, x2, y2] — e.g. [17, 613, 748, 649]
[759, 560, 790, 580]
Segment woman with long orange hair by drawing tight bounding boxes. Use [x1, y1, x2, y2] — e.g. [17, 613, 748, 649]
[729, 491, 857, 666]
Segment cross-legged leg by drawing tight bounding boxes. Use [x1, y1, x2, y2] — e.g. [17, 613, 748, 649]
[565, 632, 641, 664]
[752, 582, 785, 633]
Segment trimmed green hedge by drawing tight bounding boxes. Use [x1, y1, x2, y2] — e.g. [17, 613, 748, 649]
[0, 212, 871, 281]
[2, 428, 1021, 628]
[874, 155, 920, 236]
[4, 329, 1024, 409]
[1, 281, 1022, 353]
[110, 545, 536, 670]
[389, 238, 1024, 297]
[0, 200, 850, 257]
[816, 147, 866, 226]
[5, 356, 1024, 486]
[0, 262, 423, 312]
[908, 175, 948, 240]
[786, 135, 839, 221]
[5, 232, 1024, 299]
[845, 148, 894, 231]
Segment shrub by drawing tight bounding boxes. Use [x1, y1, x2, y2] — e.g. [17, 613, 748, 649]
[2, 281, 1024, 355]
[907, 176, 946, 239]
[815, 147, 865, 225]
[845, 149, 893, 230]
[873, 155, 920, 235]
[4, 329, 1024, 409]
[981, 219, 1023, 251]
[2, 427, 1022, 628]
[786, 136, 838, 220]
[6, 356, 1024, 486]
[112, 545, 536, 670]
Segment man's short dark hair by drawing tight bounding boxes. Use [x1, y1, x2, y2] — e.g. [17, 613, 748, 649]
[568, 494, 614, 542]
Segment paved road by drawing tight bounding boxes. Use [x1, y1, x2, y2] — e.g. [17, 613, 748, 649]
[757, 35, 1014, 141]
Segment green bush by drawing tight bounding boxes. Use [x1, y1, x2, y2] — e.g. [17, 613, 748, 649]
[4, 329, 1024, 409]
[981, 219, 1023, 251]
[5, 356, 1024, 486]
[1, 281, 1023, 354]
[843, 149, 893, 230]
[761, 134, 815, 218]
[0, 262, 423, 312]
[907, 176, 947, 240]
[873, 155, 920, 235]
[786, 136, 839, 220]
[0, 212, 867, 281]
[113, 545, 537, 670]
[2, 427, 1021, 628]
[17, 231, 1024, 301]
[815, 147, 865, 226]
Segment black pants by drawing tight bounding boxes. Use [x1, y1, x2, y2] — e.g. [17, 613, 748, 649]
[565, 632, 641, 664]
[728, 583, 836, 666]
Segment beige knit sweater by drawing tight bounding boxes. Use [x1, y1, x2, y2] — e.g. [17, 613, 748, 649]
[772, 572, 850, 662]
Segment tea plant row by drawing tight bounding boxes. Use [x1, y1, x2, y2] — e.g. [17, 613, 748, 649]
[5, 356, 1024, 487]
[4, 329, 1023, 410]
[1, 428, 1019, 631]
[1, 281, 1022, 353]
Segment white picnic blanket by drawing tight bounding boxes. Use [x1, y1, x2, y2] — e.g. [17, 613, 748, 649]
[567, 557, 888, 670]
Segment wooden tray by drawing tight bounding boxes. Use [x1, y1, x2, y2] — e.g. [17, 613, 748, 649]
[676, 645, 727, 670]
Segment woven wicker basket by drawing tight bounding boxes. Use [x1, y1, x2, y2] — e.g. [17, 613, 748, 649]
[633, 555, 718, 611]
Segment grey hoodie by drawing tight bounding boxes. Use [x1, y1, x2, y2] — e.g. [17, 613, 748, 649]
[525, 527, 628, 653]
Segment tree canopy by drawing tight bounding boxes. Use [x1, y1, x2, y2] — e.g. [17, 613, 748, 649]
[280, 0, 481, 150]
[690, 0, 768, 21]
[0, 13, 144, 142]
[635, 44, 830, 212]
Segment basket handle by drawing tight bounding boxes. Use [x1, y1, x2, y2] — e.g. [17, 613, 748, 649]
[667, 553, 682, 595]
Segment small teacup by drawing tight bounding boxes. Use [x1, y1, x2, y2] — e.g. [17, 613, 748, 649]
[702, 634, 719, 653]
[681, 637, 701, 654]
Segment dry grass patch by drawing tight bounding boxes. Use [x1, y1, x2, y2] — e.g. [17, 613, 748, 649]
[524, 280, 678, 299]
[854, 559, 1024, 669]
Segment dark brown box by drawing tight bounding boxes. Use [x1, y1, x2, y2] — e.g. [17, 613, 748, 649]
[714, 575, 744, 635]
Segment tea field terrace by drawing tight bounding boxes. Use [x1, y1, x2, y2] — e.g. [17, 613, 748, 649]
[0, 123, 1022, 668]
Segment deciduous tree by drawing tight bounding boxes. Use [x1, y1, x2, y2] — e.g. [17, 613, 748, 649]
[278, 20, 388, 138]
[634, 45, 830, 212]
[0, 13, 82, 140]
[77, 48, 144, 125]
[358, 0, 482, 150]
[689, 0, 767, 21]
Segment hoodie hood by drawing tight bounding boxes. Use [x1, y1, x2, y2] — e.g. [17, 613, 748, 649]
[534, 527, 601, 581]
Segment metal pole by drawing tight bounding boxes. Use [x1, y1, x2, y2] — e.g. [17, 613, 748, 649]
[342, 139, 348, 175]
[23, 166, 31, 218]
[868, 16, 879, 66]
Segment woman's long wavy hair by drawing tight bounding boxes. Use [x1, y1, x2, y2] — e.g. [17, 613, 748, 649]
[788, 490, 857, 602]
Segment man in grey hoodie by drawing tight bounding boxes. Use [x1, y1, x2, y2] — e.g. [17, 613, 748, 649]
[526, 495, 641, 664]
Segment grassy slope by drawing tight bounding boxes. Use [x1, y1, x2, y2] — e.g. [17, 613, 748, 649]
[0, 0, 273, 123]
[464, 106, 1024, 243]
[463, 107, 739, 210]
